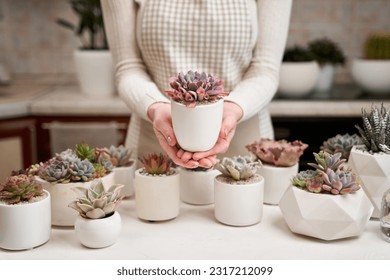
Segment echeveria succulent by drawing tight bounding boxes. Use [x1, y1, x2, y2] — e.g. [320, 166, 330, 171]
[140, 153, 173, 175]
[0, 175, 44, 204]
[215, 155, 261, 181]
[321, 133, 362, 159]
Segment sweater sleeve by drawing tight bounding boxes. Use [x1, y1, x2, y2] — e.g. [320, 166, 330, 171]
[101, 0, 169, 122]
[224, 0, 292, 122]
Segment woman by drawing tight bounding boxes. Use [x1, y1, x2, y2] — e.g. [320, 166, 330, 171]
[101, 0, 292, 168]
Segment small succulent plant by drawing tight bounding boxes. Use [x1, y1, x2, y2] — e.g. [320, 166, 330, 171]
[246, 138, 308, 167]
[363, 31, 390, 60]
[75, 143, 95, 161]
[283, 45, 315, 62]
[140, 153, 174, 176]
[321, 133, 363, 159]
[101, 145, 133, 167]
[165, 70, 229, 108]
[291, 151, 360, 195]
[0, 175, 44, 204]
[308, 37, 346, 66]
[355, 104, 390, 154]
[215, 155, 261, 181]
[68, 180, 124, 219]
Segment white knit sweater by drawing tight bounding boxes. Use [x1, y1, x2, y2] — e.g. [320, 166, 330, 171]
[102, 0, 292, 160]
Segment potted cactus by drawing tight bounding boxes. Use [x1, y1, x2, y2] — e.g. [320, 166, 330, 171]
[0, 174, 51, 250]
[35, 143, 115, 226]
[214, 155, 263, 226]
[165, 70, 229, 152]
[134, 153, 180, 221]
[279, 151, 373, 241]
[348, 104, 390, 218]
[246, 138, 308, 205]
[351, 31, 390, 95]
[97, 145, 135, 198]
[321, 133, 362, 160]
[68, 180, 124, 248]
[307, 37, 346, 92]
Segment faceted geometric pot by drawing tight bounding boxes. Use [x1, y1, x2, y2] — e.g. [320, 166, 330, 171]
[179, 167, 220, 205]
[259, 163, 299, 205]
[171, 99, 223, 152]
[279, 186, 373, 241]
[0, 190, 51, 250]
[348, 145, 390, 218]
[114, 163, 136, 198]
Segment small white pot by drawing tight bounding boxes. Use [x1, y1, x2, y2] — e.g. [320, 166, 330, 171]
[279, 186, 373, 241]
[315, 64, 335, 92]
[114, 164, 136, 198]
[36, 172, 115, 226]
[348, 145, 390, 218]
[259, 163, 299, 205]
[179, 168, 221, 205]
[171, 99, 223, 152]
[74, 49, 115, 98]
[214, 174, 264, 226]
[74, 211, 121, 249]
[0, 190, 51, 250]
[278, 61, 320, 98]
[351, 59, 390, 95]
[134, 169, 180, 221]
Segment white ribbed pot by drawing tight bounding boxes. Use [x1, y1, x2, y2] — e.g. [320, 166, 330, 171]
[74, 49, 115, 98]
[259, 163, 299, 205]
[36, 172, 115, 226]
[279, 186, 373, 241]
[214, 174, 264, 227]
[278, 61, 320, 98]
[179, 167, 221, 205]
[114, 163, 136, 198]
[171, 99, 223, 152]
[75, 211, 121, 249]
[315, 63, 335, 92]
[351, 59, 390, 95]
[0, 190, 51, 250]
[134, 169, 180, 221]
[348, 145, 390, 218]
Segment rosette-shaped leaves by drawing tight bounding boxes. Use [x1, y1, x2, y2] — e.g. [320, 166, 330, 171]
[321, 167, 360, 195]
[321, 133, 362, 159]
[69, 158, 95, 182]
[140, 153, 173, 175]
[0, 175, 43, 204]
[307, 151, 345, 172]
[215, 155, 261, 181]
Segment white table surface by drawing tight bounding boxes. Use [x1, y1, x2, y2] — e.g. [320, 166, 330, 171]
[1, 198, 389, 260]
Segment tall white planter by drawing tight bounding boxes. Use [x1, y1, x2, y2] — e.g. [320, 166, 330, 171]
[214, 174, 264, 226]
[348, 145, 390, 218]
[36, 172, 115, 226]
[315, 64, 335, 92]
[114, 164, 136, 198]
[134, 169, 180, 221]
[171, 99, 223, 152]
[74, 49, 115, 98]
[0, 190, 51, 250]
[179, 168, 220, 205]
[259, 163, 299, 205]
[279, 186, 373, 241]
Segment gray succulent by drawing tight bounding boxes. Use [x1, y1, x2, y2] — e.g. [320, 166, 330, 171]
[42, 159, 72, 183]
[321, 133, 363, 159]
[108, 145, 133, 167]
[69, 159, 95, 182]
[215, 155, 261, 181]
[307, 151, 346, 172]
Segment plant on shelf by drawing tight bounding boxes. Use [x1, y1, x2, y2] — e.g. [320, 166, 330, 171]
[0, 175, 51, 250]
[68, 180, 124, 248]
[245, 138, 308, 205]
[363, 32, 390, 60]
[165, 70, 229, 152]
[213, 155, 264, 226]
[321, 133, 363, 160]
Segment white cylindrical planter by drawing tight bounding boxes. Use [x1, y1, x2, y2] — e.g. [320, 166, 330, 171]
[36, 172, 115, 226]
[179, 168, 220, 205]
[171, 99, 223, 152]
[259, 163, 299, 205]
[134, 169, 180, 221]
[114, 164, 136, 198]
[214, 174, 264, 226]
[74, 49, 115, 98]
[315, 64, 335, 92]
[0, 190, 51, 250]
[74, 211, 121, 249]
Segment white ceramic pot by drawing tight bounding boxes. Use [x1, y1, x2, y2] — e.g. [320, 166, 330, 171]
[0, 190, 51, 250]
[315, 64, 335, 92]
[348, 145, 390, 218]
[114, 164, 136, 198]
[351, 59, 390, 95]
[279, 186, 373, 241]
[36, 172, 115, 226]
[134, 169, 180, 221]
[278, 61, 320, 98]
[171, 99, 223, 152]
[214, 174, 264, 226]
[179, 168, 220, 205]
[74, 49, 115, 98]
[74, 211, 121, 249]
[259, 163, 299, 205]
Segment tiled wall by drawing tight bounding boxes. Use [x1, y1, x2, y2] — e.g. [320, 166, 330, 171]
[0, 0, 389, 83]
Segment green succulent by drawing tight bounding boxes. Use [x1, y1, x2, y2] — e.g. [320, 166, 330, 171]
[0, 175, 44, 205]
[215, 155, 261, 181]
[308, 37, 346, 66]
[307, 151, 346, 172]
[75, 143, 95, 161]
[363, 31, 390, 60]
[321, 133, 363, 159]
[291, 170, 317, 189]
